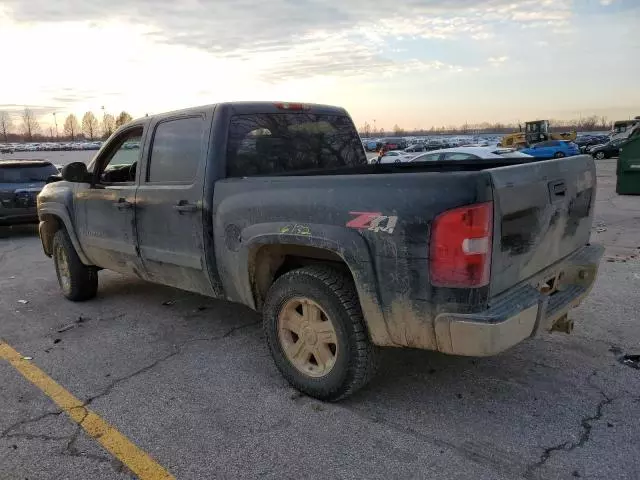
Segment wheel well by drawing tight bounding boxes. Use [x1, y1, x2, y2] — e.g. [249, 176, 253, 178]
[39, 214, 62, 257]
[250, 244, 348, 309]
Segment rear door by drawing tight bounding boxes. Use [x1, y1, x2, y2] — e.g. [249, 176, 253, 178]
[488, 154, 596, 296]
[135, 113, 213, 295]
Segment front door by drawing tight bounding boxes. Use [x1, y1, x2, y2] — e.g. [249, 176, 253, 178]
[134, 114, 213, 295]
[75, 126, 145, 276]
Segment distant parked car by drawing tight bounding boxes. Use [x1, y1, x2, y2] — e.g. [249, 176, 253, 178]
[590, 139, 625, 159]
[0, 145, 15, 154]
[382, 138, 407, 150]
[411, 147, 533, 162]
[404, 144, 426, 153]
[576, 135, 610, 153]
[520, 140, 580, 159]
[0, 160, 58, 225]
[372, 150, 413, 164]
[363, 140, 378, 151]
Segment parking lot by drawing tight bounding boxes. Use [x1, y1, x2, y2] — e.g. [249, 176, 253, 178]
[1, 158, 639, 480]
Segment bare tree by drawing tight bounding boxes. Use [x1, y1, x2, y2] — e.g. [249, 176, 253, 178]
[22, 108, 40, 141]
[115, 111, 133, 128]
[63, 114, 80, 140]
[393, 124, 404, 135]
[101, 113, 115, 138]
[82, 112, 99, 140]
[362, 121, 371, 138]
[0, 111, 12, 143]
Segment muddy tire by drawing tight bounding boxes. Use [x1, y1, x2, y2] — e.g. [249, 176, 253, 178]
[595, 151, 606, 160]
[52, 229, 98, 301]
[263, 265, 378, 401]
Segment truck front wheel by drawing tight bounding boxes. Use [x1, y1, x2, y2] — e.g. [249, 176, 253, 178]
[263, 265, 378, 401]
[52, 229, 98, 301]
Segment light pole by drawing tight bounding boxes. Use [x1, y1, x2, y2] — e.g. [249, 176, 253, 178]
[53, 112, 58, 141]
[101, 106, 106, 138]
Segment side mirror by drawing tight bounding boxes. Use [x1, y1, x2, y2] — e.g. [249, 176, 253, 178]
[61, 162, 90, 183]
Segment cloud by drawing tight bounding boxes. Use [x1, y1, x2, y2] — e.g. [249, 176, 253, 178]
[1, 0, 575, 81]
[488, 56, 509, 66]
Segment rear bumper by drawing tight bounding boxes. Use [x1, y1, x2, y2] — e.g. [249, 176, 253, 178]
[433, 243, 604, 356]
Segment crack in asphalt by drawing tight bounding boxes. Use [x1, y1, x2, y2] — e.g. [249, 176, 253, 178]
[0, 244, 26, 265]
[524, 374, 614, 479]
[1, 319, 259, 475]
[0, 411, 63, 440]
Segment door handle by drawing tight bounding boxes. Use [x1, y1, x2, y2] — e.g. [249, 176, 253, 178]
[173, 201, 197, 213]
[113, 199, 133, 210]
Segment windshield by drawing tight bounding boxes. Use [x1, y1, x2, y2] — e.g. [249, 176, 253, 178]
[0, 164, 58, 183]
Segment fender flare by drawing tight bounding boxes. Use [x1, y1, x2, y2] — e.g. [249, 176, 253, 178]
[38, 202, 91, 265]
[220, 222, 396, 347]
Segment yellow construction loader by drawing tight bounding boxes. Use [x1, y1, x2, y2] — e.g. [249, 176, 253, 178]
[499, 120, 577, 148]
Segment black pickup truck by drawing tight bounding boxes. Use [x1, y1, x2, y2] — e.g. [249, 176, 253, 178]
[37, 102, 603, 400]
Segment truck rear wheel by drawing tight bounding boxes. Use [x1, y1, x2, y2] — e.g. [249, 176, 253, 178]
[52, 229, 98, 301]
[263, 265, 378, 401]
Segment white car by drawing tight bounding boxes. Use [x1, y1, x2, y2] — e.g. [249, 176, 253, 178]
[371, 150, 414, 164]
[410, 146, 533, 162]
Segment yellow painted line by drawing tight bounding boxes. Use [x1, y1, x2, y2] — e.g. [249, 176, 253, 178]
[0, 341, 175, 480]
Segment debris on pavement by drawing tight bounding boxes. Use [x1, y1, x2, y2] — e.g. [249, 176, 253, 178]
[21, 356, 32, 360]
[596, 227, 607, 233]
[619, 354, 640, 370]
[162, 300, 175, 306]
[17, 299, 28, 304]
[56, 316, 90, 333]
[57, 323, 78, 333]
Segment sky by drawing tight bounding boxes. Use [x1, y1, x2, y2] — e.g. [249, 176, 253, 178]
[0, 0, 639, 131]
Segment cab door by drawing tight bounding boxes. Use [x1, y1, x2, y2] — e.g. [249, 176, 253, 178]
[74, 125, 146, 276]
[134, 113, 213, 295]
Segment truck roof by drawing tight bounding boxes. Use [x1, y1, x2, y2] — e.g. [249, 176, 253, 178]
[132, 101, 349, 123]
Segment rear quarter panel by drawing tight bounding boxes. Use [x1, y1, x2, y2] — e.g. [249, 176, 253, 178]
[212, 171, 492, 347]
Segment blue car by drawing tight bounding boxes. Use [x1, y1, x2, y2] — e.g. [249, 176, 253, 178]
[520, 140, 580, 159]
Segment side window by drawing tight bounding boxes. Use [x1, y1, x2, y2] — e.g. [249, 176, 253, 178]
[147, 117, 204, 183]
[98, 128, 142, 184]
[443, 152, 479, 160]
[413, 153, 441, 162]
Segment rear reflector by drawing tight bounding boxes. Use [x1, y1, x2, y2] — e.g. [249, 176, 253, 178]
[429, 202, 493, 288]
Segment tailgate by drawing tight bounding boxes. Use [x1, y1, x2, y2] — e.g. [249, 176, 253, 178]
[488, 155, 596, 297]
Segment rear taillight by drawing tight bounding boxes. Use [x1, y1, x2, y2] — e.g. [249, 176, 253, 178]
[429, 202, 493, 288]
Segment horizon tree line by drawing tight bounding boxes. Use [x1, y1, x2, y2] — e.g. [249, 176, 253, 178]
[360, 115, 617, 137]
[0, 108, 134, 143]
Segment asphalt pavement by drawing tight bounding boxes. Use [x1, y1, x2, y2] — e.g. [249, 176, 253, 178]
[0, 158, 639, 480]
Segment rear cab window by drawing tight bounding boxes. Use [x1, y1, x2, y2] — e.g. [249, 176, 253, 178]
[225, 113, 366, 177]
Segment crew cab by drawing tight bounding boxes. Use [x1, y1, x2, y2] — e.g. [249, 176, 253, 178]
[37, 102, 603, 400]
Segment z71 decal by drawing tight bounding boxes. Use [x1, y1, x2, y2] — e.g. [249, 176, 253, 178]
[346, 212, 398, 234]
